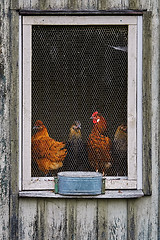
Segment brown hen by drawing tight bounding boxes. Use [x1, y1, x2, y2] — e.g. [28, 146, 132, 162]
[31, 120, 67, 176]
[88, 111, 113, 175]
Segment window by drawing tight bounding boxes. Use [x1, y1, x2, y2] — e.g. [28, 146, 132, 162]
[21, 14, 142, 192]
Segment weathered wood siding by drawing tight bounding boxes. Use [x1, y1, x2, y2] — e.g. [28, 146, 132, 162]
[19, 199, 128, 239]
[0, 2, 11, 240]
[0, 0, 160, 239]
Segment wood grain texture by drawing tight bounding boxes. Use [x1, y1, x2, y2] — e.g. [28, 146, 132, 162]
[107, 200, 127, 240]
[128, 198, 153, 240]
[19, 190, 144, 198]
[1, 0, 160, 240]
[19, 199, 38, 240]
[142, 11, 152, 196]
[76, 200, 98, 239]
[9, 9, 20, 240]
[18, 198, 129, 239]
[0, 2, 11, 240]
[45, 199, 67, 239]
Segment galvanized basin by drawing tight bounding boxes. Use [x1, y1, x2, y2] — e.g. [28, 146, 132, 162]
[57, 171, 102, 195]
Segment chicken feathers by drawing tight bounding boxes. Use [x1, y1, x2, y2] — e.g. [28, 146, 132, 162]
[31, 120, 67, 176]
[62, 121, 89, 171]
[88, 111, 113, 175]
[113, 124, 127, 176]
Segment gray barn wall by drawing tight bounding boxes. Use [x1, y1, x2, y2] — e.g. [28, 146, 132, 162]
[0, 0, 159, 239]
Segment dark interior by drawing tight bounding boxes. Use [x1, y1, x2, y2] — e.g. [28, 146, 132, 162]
[31, 25, 128, 177]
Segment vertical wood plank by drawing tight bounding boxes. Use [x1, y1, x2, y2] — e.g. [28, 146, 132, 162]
[45, 199, 67, 239]
[22, 0, 31, 8]
[30, 0, 68, 10]
[9, 8, 20, 240]
[128, 198, 152, 240]
[142, 12, 152, 195]
[19, 199, 38, 240]
[39, 0, 51, 9]
[97, 200, 108, 240]
[49, 0, 68, 10]
[107, 200, 127, 240]
[76, 199, 98, 240]
[18, 0, 25, 8]
[87, 0, 98, 10]
[98, 0, 122, 10]
[0, 2, 11, 240]
[30, 0, 38, 9]
[66, 199, 77, 239]
[37, 200, 47, 239]
[67, 0, 82, 10]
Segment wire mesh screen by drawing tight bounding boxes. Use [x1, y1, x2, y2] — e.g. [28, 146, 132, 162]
[31, 25, 128, 177]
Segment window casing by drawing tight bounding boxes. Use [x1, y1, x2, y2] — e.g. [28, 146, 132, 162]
[21, 15, 142, 191]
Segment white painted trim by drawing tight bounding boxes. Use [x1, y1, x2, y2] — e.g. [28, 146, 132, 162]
[19, 190, 144, 198]
[23, 178, 55, 190]
[23, 24, 32, 190]
[105, 179, 137, 189]
[19, 15, 22, 191]
[22, 15, 140, 190]
[128, 25, 137, 180]
[23, 15, 137, 25]
[137, 16, 143, 190]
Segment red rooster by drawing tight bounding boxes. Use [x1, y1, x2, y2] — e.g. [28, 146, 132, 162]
[31, 120, 67, 176]
[88, 111, 113, 175]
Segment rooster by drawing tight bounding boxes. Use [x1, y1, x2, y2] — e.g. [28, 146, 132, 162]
[113, 124, 127, 176]
[88, 111, 113, 175]
[62, 121, 89, 171]
[31, 120, 67, 176]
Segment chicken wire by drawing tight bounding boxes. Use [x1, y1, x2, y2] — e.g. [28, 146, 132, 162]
[31, 25, 128, 177]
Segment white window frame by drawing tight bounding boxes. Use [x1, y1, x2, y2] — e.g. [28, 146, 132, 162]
[20, 15, 142, 191]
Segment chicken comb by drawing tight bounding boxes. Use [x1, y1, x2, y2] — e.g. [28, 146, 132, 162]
[92, 111, 99, 117]
[34, 120, 44, 126]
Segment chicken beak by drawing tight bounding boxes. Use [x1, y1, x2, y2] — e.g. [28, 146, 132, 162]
[75, 121, 81, 129]
[76, 124, 81, 129]
[90, 116, 93, 119]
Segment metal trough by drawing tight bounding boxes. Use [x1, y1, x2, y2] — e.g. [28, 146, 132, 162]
[57, 171, 102, 195]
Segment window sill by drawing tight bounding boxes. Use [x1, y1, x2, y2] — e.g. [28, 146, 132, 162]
[19, 190, 144, 199]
